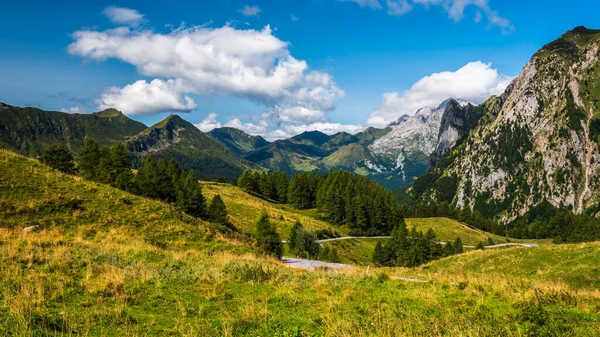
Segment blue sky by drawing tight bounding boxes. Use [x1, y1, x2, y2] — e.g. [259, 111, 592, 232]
[1, 0, 599, 139]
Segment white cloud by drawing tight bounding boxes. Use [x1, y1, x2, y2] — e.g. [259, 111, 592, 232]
[102, 6, 145, 27]
[367, 61, 513, 127]
[239, 5, 261, 17]
[276, 122, 364, 138]
[344, 0, 513, 32]
[69, 23, 344, 121]
[59, 106, 87, 114]
[387, 0, 413, 15]
[96, 79, 197, 115]
[225, 118, 268, 135]
[339, 0, 383, 9]
[195, 113, 222, 132]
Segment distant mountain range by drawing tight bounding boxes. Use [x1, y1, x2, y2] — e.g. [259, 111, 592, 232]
[0, 98, 483, 189]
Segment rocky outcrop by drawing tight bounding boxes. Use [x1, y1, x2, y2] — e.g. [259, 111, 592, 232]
[430, 99, 479, 166]
[404, 27, 600, 222]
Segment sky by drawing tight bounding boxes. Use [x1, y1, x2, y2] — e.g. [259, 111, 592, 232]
[1, 0, 599, 140]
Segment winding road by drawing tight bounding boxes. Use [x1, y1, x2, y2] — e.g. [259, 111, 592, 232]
[281, 239, 538, 272]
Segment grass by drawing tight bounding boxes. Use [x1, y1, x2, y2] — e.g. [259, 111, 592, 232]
[1, 149, 600, 336]
[324, 239, 382, 265]
[201, 182, 346, 238]
[404, 217, 551, 246]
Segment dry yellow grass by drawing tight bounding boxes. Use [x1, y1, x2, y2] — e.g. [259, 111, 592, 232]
[202, 182, 345, 237]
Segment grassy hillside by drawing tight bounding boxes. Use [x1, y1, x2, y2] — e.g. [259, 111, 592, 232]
[201, 182, 345, 238]
[402, 241, 600, 290]
[0, 103, 146, 156]
[404, 218, 549, 246]
[1, 150, 599, 336]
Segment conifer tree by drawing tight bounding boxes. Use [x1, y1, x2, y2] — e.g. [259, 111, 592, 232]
[288, 221, 302, 252]
[453, 237, 464, 254]
[177, 170, 206, 218]
[41, 143, 76, 174]
[208, 194, 229, 225]
[255, 211, 283, 258]
[109, 141, 131, 183]
[78, 138, 101, 180]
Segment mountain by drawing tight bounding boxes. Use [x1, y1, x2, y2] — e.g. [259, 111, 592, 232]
[208, 127, 270, 156]
[127, 115, 258, 181]
[244, 131, 341, 174]
[430, 99, 482, 165]
[401, 27, 600, 221]
[243, 128, 393, 177]
[0, 103, 146, 156]
[361, 99, 474, 189]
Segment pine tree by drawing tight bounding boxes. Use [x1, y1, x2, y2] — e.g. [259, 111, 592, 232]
[78, 138, 101, 180]
[41, 143, 76, 174]
[288, 221, 302, 252]
[453, 237, 464, 254]
[255, 211, 283, 258]
[96, 148, 112, 184]
[109, 141, 131, 183]
[372, 241, 386, 265]
[177, 170, 206, 218]
[208, 194, 228, 225]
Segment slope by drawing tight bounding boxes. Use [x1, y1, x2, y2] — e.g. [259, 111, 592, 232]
[208, 126, 270, 157]
[201, 181, 343, 238]
[402, 27, 600, 221]
[0, 149, 599, 336]
[127, 114, 259, 181]
[0, 103, 146, 156]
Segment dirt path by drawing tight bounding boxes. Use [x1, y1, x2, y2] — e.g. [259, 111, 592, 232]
[290, 236, 539, 249]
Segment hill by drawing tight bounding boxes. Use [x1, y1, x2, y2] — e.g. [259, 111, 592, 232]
[1, 149, 599, 336]
[127, 115, 260, 181]
[201, 181, 344, 238]
[208, 127, 270, 157]
[401, 27, 600, 221]
[0, 103, 146, 156]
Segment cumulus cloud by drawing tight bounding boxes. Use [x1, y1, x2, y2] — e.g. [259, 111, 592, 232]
[102, 6, 145, 27]
[195, 113, 222, 132]
[276, 122, 364, 138]
[194, 112, 361, 140]
[96, 79, 197, 115]
[59, 106, 87, 114]
[367, 61, 513, 127]
[344, 0, 513, 32]
[239, 5, 261, 17]
[339, 0, 383, 9]
[69, 23, 344, 119]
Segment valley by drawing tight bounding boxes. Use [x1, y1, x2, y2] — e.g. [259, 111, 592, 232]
[1, 9, 600, 335]
[1, 149, 599, 336]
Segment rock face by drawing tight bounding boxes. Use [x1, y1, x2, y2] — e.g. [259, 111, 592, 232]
[431, 99, 480, 166]
[403, 27, 600, 222]
[368, 99, 461, 188]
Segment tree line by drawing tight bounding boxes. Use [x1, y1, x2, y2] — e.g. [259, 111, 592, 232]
[509, 201, 600, 242]
[372, 223, 464, 268]
[237, 170, 402, 235]
[398, 202, 506, 236]
[40, 140, 230, 226]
